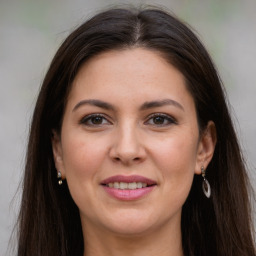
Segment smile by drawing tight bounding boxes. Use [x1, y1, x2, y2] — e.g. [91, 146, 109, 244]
[106, 182, 148, 189]
[101, 175, 157, 200]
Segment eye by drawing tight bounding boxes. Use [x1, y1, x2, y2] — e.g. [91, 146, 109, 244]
[80, 114, 111, 126]
[145, 113, 176, 126]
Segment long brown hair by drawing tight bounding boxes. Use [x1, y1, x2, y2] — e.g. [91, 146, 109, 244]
[16, 7, 255, 256]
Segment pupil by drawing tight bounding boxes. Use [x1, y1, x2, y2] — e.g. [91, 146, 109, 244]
[154, 116, 164, 124]
[92, 116, 102, 124]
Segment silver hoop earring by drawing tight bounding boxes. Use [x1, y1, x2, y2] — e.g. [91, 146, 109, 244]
[57, 171, 63, 185]
[201, 166, 211, 198]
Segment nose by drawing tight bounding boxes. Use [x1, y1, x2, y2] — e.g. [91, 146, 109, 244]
[109, 124, 146, 165]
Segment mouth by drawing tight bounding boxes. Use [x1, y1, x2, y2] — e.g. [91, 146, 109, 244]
[101, 175, 156, 186]
[100, 175, 157, 195]
[104, 181, 151, 190]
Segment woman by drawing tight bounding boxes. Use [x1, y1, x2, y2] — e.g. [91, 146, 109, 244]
[17, 7, 255, 256]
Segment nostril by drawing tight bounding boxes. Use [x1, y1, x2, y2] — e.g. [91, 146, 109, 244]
[112, 156, 141, 164]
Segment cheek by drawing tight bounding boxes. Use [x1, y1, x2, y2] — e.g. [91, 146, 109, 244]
[151, 134, 198, 194]
[61, 134, 106, 180]
[60, 134, 108, 211]
[153, 133, 198, 169]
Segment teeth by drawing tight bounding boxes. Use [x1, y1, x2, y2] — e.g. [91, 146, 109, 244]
[128, 182, 136, 189]
[113, 182, 119, 188]
[120, 182, 128, 189]
[137, 182, 142, 189]
[107, 182, 148, 189]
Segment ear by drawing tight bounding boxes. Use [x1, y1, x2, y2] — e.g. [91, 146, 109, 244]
[195, 121, 217, 175]
[51, 130, 66, 179]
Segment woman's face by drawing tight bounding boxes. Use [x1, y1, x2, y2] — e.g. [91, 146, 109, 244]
[52, 48, 215, 237]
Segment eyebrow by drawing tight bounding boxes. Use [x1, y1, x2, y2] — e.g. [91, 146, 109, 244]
[72, 99, 114, 112]
[72, 98, 184, 112]
[140, 99, 184, 111]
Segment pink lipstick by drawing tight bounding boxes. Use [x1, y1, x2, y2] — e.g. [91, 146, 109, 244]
[101, 175, 157, 201]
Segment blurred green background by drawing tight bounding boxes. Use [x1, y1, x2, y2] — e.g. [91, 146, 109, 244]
[1, 0, 255, 254]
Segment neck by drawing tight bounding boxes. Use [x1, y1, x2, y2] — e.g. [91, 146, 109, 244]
[82, 220, 183, 256]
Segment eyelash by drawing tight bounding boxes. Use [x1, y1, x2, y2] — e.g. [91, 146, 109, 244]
[79, 113, 177, 127]
[80, 114, 111, 126]
[145, 113, 177, 126]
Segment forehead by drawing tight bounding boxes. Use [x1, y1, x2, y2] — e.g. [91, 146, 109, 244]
[68, 48, 194, 110]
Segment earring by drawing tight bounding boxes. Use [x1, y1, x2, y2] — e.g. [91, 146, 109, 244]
[57, 171, 63, 185]
[201, 166, 211, 198]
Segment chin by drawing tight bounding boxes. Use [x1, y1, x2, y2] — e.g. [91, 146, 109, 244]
[99, 210, 161, 237]
[106, 222, 153, 237]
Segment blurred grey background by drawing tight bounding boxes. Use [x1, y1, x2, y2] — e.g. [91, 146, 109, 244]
[1, 0, 255, 254]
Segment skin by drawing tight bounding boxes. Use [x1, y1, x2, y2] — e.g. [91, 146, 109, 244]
[52, 48, 216, 256]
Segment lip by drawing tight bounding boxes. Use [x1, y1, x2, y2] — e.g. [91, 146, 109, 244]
[101, 175, 157, 186]
[100, 175, 157, 201]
